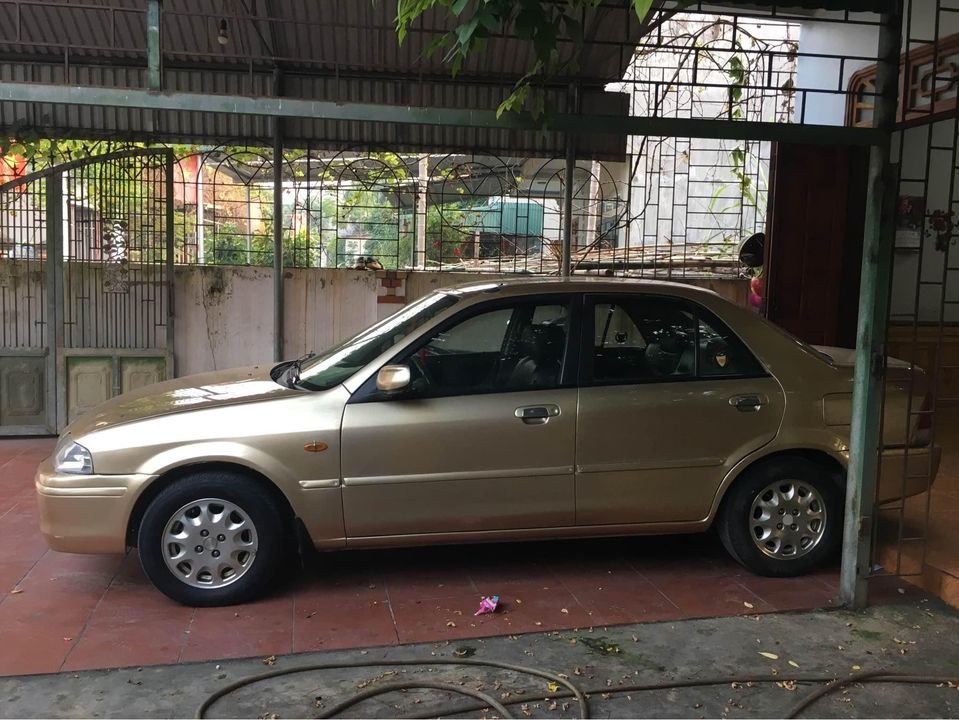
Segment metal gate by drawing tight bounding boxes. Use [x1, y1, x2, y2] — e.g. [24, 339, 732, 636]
[0, 149, 174, 434]
[853, 0, 959, 580]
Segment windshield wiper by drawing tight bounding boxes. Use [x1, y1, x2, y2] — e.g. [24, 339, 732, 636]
[284, 351, 315, 388]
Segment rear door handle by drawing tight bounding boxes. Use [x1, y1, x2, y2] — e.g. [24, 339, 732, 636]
[515, 405, 560, 425]
[730, 394, 764, 412]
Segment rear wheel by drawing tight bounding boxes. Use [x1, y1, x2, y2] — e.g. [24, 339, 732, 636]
[137, 471, 289, 606]
[718, 457, 842, 577]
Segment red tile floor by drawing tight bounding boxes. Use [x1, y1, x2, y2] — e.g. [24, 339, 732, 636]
[0, 437, 884, 677]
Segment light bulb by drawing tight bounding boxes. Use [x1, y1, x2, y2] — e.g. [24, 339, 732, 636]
[217, 19, 229, 46]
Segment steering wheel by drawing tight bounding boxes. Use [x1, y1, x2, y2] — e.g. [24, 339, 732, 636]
[408, 346, 436, 389]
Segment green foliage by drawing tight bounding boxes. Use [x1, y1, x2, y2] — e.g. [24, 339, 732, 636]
[425, 201, 481, 264]
[393, 0, 655, 118]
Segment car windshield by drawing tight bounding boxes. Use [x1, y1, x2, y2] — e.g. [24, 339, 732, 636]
[752, 311, 834, 363]
[294, 292, 459, 391]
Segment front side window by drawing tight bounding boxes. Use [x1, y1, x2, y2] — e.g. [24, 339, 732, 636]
[588, 296, 764, 384]
[398, 299, 570, 397]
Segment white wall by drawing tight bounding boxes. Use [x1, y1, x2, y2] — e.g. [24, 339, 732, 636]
[794, 22, 878, 125]
[795, 0, 959, 322]
[174, 267, 379, 376]
[171, 268, 751, 375]
[889, 121, 959, 323]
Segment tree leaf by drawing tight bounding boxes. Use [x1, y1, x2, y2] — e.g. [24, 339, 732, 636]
[758, 651, 779, 660]
[632, 0, 654, 21]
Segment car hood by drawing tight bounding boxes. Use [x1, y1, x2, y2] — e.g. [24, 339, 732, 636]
[65, 364, 297, 438]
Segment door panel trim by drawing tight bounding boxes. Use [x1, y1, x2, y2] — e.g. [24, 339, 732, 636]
[344, 465, 575, 486]
[298, 478, 341, 489]
[577, 457, 722, 473]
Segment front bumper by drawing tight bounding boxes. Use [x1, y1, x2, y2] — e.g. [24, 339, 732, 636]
[35, 455, 155, 554]
[876, 444, 942, 503]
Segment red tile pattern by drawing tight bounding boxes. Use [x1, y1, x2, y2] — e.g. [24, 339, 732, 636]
[0, 438, 856, 676]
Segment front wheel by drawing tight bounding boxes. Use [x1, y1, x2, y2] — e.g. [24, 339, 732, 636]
[717, 457, 843, 577]
[137, 471, 289, 606]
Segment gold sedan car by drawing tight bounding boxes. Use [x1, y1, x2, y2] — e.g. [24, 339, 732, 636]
[36, 278, 940, 606]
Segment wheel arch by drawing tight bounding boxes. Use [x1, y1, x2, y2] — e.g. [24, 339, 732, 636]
[125, 461, 298, 548]
[708, 446, 847, 527]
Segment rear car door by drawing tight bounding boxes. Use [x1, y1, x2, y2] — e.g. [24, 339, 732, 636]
[340, 295, 579, 539]
[576, 294, 786, 525]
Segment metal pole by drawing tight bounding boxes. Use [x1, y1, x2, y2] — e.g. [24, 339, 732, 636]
[164, 149, 175, 379]
[416, 155, 428, 269]
[45, 174, 63, 433]
[273, 119, 284, 362]
[146, 0, 162, 91]
[839, 5, 903, 609]
[561, 136, 576, 278]
[196, 154, 205, 263]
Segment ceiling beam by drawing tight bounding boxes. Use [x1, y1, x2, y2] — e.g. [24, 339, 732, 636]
[0, 80, 884, 146]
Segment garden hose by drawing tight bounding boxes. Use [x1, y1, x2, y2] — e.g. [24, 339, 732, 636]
[195, 656, 959, 719]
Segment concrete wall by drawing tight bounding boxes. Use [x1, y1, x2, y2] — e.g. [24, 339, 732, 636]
[794, 21, 878, 126]
[171, 267, 750, 376]
[174, 266, 380, 376]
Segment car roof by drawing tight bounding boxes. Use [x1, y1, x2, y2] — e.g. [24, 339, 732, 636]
[442, 276, 723, 300]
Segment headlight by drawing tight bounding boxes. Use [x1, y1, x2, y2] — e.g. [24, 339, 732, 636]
[54, 439, 94, 474]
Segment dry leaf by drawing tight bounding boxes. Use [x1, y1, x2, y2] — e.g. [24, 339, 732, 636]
[262, 655, 277, 666]
[758, 651, 779, 660]
[561, 608, 569, 614]
[516, 599, 522, 604]
[788, 660, 800, 668]
[10, 588, 23, 595]
[446, 621, 456, 628]
[547, 682, 560, 693]
[743, 601, 754, 609]
[852, 665, 862, 671]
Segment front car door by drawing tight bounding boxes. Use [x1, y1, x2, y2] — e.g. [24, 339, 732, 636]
[576, 293, 786, 526]
[340, 294, 579, 540]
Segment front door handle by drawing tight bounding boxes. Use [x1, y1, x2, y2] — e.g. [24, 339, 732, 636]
[515, 405, 560, 425]
[730, 394, 763, 412]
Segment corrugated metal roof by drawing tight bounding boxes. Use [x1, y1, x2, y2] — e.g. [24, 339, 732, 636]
[0, 0, 886, 153]
[0, 62, 630, 160]
[0, 0, 640, 84]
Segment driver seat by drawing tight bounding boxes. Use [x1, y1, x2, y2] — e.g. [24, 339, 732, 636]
[505, 324, 565, 388]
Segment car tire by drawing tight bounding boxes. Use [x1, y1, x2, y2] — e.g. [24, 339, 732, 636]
[717, 457, 843, 577]
[137, 471, 289, 606]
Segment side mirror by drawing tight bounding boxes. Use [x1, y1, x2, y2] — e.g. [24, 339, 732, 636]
[376, 364, 411, 393]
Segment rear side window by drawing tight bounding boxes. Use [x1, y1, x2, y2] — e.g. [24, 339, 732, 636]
[696, 316, 765, 378]
[587, 296, 764, 384]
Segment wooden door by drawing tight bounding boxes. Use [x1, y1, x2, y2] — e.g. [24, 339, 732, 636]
[764, 144, 869, 348]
